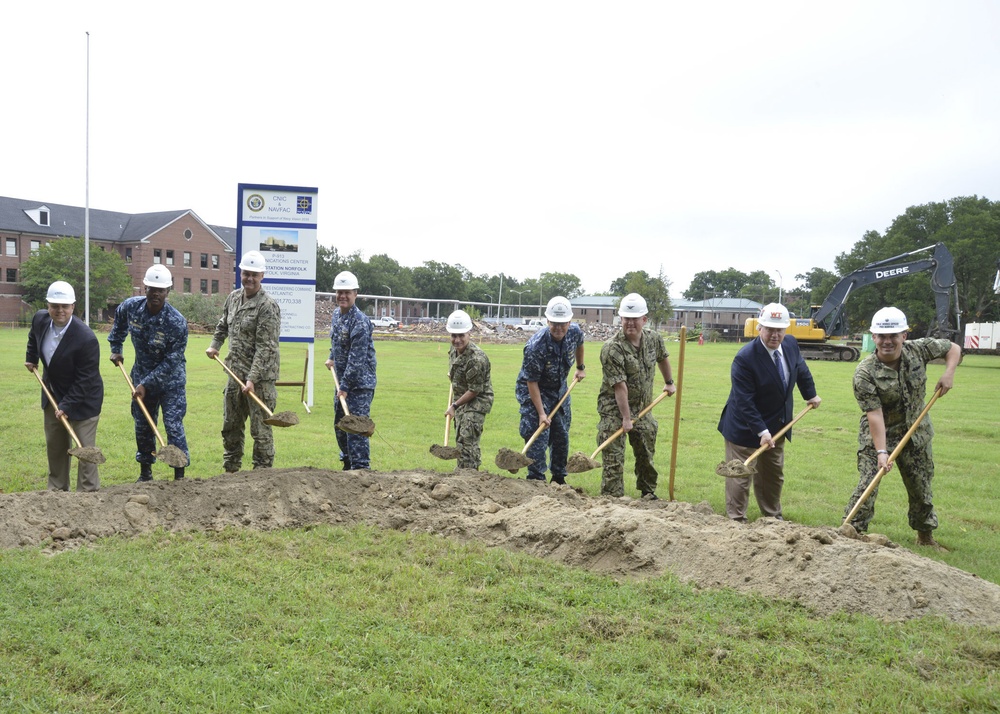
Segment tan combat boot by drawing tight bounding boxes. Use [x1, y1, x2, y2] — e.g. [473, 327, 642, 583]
[916, 531, 949, 552]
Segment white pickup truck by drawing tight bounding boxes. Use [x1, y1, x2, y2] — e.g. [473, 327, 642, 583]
[370, 316, 399, 328]
[514, 319, 545, 332]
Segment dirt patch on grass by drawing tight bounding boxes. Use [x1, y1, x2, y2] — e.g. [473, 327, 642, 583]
[2, 468, 998, 628]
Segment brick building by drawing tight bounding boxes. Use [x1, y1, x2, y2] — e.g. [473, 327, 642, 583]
[0, 196, 235, 321]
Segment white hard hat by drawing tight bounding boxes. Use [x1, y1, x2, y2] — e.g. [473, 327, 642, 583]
[618, 293, 648, 318]
[238, 250, 267, 272]
[545, 296, 573, 323]
[758, 302, 791, 328]
[870, 306, 909, 334]
[334, 271, 359, 291]
[46, 281, 76, 304]
[446, 309, 473, 334]
[143, 264, 173, 288]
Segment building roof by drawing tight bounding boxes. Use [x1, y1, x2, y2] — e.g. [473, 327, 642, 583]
[571, 295, 763, 311]
[0, 195, 233, 250]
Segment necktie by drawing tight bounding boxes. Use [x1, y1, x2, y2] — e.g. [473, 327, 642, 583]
[774, 350, 786, 387]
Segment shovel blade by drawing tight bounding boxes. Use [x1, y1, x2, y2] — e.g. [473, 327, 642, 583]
[565, 451, 600, 473]
[494, 447, 533, 472]
[430, 444, 461, 460]
[715, 459, 754, 479]
[69, 446, 106, 465]
[157, 444, 189, 468]
[264, 411, 300, 428]
[337, 414, 374, 436]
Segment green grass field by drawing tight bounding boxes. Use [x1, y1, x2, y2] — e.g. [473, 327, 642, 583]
[2, 328, 999, 711]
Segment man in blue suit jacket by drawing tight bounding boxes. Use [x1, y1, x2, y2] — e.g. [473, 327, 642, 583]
[717, 303, 821, 522]
[24, 281, 105, 492]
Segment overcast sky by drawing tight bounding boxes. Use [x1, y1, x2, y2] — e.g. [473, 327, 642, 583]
[5, 1, 998, 299]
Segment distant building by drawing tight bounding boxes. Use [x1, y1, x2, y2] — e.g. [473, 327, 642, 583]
[0, 195, 235, 321]
[569, 294, 763, 337]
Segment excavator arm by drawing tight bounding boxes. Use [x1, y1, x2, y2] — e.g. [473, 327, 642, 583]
[810, 242, 960, 340]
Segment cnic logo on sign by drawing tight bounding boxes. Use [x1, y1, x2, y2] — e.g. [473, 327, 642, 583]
[247, 194, 265, 212]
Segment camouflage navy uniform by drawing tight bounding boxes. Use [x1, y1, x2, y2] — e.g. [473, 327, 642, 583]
[210, 287, 281, 471]
[108, 296, 190, 468]
[844, 338, 953, 533]
[330, 304, 377, 470]
[515, 323, 584, 483]
[598, 327, 668, 497]
[449, 341, 494, 470]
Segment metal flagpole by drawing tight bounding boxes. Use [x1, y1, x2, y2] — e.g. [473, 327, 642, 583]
[84, 31, 91, 323]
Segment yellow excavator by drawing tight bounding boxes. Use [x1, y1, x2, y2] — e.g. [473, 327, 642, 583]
[744, 243, 961, 362]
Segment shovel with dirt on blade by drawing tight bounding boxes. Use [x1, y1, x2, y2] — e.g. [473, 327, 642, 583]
[114, 361, 188, 468]
[430, 383, 461, 460]
[566, 390, 671, 474]
[328, 366, 375, 436]
[212, 356, 299, 427]
[28, 367, 106, 464]
[715, 403, 816, 479]
[495, 377, 580, 473]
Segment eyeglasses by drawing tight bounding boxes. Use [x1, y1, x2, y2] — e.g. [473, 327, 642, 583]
[47, 303, 73, 311]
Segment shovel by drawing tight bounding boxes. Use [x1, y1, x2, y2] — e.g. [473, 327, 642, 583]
[842, 388, 942, 527]
[29, 368, 106, 464]
[715, 403, 816, 479]
[566, 390, 672, 473]
[430, 383, 461, 460]
[329, 367, 376, 436]
[212, 356, 299, 427]
[115, 362, 188, 467]
[495, 377, 580, 473]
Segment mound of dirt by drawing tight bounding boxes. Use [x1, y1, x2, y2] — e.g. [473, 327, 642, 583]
[3, 468, 999, 628]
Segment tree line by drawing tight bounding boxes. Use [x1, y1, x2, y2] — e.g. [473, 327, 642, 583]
[18, 196, 1000, 334]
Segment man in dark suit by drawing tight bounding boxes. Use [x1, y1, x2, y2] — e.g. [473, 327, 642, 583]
[24, 281, 105, 491]
[717, 303, 821, 522]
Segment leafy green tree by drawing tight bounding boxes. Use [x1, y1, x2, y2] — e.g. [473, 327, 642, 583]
[683, 268, 772, 301]
[316, 244, 344, 293]
[412, 261, 466, 300]
[610, 270, 652, 296]
[615, 267, 672, 328]
[540, 272, 583, 300]
[20, 237, 132, 315]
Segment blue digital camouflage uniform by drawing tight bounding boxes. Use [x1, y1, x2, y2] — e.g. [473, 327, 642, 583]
[598, 327, 668, 497]
[449, 341, 494, 470]
[210, 287, 281, 471]
[108, 296, 189, 467]
[515, 323, 584, 483]
[330, 304, 377, 470]
[845, 337, 952, 533]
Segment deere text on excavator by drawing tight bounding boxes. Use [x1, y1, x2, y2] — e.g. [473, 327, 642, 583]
[744, 242, 961, 362]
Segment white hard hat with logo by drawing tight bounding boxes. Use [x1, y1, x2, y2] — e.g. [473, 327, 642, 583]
[143, 264, 173, 288]
[545, 296, 573, 323]
[46, 281, 76, 304]
[870, 307, 909, 334]
[618, 293, 648, 318]
[758, 302, 791, 328]
[238, 250, 267, 272]
[334, 271, 360, 291]
[446, 309, 473, 334]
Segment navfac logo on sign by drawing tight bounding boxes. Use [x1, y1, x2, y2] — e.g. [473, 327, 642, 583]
[296, 196, 313, 215]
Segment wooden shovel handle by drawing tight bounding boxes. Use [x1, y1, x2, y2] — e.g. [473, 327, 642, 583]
[590, 389, 671, 459]
[742, 403, 816, 466]
[843, 388, 942, 527]
[329, 366, 352, 416]
[444, 383, 454, 447]
[116, 361, 167, 448]
[522, 376, 581, 454]
[213, 355, 275, 417]
[669, 325, 687, 501]
[29, 367, 84, 449]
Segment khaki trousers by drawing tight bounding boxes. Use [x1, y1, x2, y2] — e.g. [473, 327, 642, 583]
[724, 438, 784, 522]
[44, 405, 100, 492]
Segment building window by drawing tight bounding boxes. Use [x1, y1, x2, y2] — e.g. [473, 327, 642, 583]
[200, 253, 208, 269]
[183, 251, 192, 267]
[30, 240, 41, 254]
[183, 277, 191, 293]
[166, 250, 174, 266]
[153, 249, 162, 264]
[6, 268, 16, 282]
[211, 280, 219, 294]
[125, 247, 132, 264]
[39, 210, 49, 226]
[5, 238, 15, 256]
[184, 229, 193, 240]
[212, 254, 220, 270]
[200, 279, 208, 294]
